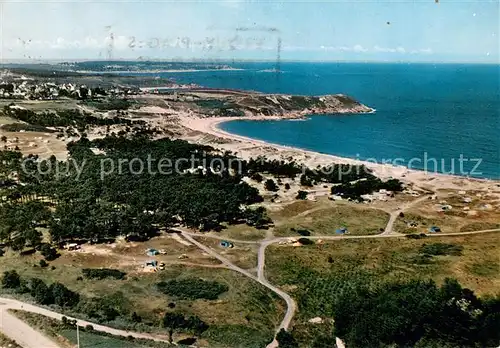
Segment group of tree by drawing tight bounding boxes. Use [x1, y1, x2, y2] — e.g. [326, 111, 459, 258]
[264, 179, 279, 192]
[0, 135, 268, 246]
[0, 132, 403, 248]
[0, 201, 51, 251]
[243, 206, 272, 229]
[276, 328, 298, 347]
[162, 312, 209, 343]
[278, 276, 500, 347]
[244, 157, 303, 178]
[332, 278, 500, 348]
[331, 177, 403, 201]
[2, 270, 79, 307]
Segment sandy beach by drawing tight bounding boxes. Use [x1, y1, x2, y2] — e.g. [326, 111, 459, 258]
[179, 115, 500, 193]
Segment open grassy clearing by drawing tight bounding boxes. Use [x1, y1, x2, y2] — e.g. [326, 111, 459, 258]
[61, 329, 147, 348]
[1, 246, 282, 348]
[265, 232, 500, 345]
[0, 234, 223, 285]
[0, 99, 80, 112]
[0, 129, 68, 159]
[105, 234, 224, 268]
[266, 232, 500, 298]
[0, 115, 17, 125]
[191, 236, 258, 270]
[270, 200, 390, 237]
[205, 224, 267, 242]
[268, 200, 319, 220]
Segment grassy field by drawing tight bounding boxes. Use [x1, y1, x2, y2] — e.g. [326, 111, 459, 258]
[207, 224, 267, 241]
[0, 245, 282, 348]
[0, 99, 80, 112]
[266, 232, 500, 301]
[192, 237, 258, 270]
[269, 200, 390, 237]
[265, 232, 500, 345]
[0, 115, 18, 125]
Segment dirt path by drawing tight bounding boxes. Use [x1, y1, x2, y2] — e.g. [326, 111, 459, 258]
[382, 195, 431, 235]
[0, 303, 59, 348]
[0, 298, 169, 345]
[1, 227, 498, 348]
[180, 232, 296, 348]
[184, 221, 500, 348]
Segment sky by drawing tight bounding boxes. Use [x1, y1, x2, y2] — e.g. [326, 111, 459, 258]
[0, 0, 498, 63]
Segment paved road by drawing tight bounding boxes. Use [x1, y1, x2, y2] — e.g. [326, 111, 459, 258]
[0, 297, 169, 347]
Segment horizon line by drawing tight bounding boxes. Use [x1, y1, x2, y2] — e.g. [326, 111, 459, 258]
[0, 58, 499, 66]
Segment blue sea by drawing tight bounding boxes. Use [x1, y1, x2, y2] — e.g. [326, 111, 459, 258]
[142, 62, 500, 179]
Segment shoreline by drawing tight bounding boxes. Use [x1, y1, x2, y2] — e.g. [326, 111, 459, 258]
[179, 115, 499, 191]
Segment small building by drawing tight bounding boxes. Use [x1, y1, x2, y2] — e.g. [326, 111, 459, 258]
[429, 226, 441, 233]
[335, 227, 348, 235]
[64, 243, 80, 251]
[406, 221, 418, 228]
[146, 248, 159, 256]
[220, 241, 233, 248]
[145, 260, 157, 267]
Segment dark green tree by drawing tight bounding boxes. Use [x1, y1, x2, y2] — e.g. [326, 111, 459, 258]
[276, 329, 298, 348]
[49, 282, 80, 308]
[162, 312, 186, 343]
[2, 270, 20, 289]
[264, 179, 278, 192]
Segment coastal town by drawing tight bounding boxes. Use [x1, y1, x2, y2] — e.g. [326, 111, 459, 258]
[0, 65, 498, 348]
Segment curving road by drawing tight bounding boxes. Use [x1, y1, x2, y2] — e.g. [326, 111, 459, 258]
[0, 195, 497, 348]
[0, 297, 169, 348]
[180, 232, 296, 348]
[181, 210, 500, 348]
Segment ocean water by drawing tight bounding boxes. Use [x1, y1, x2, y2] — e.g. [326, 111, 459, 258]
[156, 62, 499, 179]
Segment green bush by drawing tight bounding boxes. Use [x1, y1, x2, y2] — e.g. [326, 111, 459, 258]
[157, 278, 229, 300]
[298, 238, 314, 245]
[419, 243, 463, 256]
[82, 268, 126, 280]
[2, 270, 20, 289]
[264, 179, 278, 192]
[39, 244, 59, 261]
[296, 191, 308, 200]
